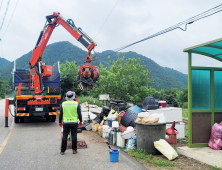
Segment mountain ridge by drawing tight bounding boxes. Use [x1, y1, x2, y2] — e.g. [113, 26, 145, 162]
[0, 41, 187, 90]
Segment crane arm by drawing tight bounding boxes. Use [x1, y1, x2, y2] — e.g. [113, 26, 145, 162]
[29, 12, 99, 94]
[30, 12, 96, 68]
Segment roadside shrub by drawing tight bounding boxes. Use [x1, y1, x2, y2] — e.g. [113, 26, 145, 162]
[78, 96, 103, 107]
[182, 102, 188, 108]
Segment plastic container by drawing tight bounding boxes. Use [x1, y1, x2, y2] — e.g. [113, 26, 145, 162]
[166, 122, 184, 139]
[117, 132, 125, 148]
[108, 119, 113, 127]
[108, 131, 114, 145]
[113, 131, 117, 145]
[121, 110, 138, 127]
[108, 127, 112, 134]
[158, 100, 167, 108]
[109, 149, 119, 162]
[112, 121, 119, 128]
[92, 123, 99, 132]
[98, 126, 103, 137]
[136, 122, 166, 155]
[102, 125, 109, 138]
[166, 134, 177, 144]
[128, 105, 142, 114]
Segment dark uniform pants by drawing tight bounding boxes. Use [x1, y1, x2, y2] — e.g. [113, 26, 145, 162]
[61, 123, 78, 152]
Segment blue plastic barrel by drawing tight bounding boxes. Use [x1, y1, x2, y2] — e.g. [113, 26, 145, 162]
[129, 105, 142, 114]
[107, 119, 113, 127]
[109, 149, 119, 162]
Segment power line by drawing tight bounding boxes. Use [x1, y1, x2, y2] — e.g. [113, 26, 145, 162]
[91, 4, 222, 62]
[0, 0, 11, 33]
[1, 0, 19, 39]
[0, 0, 3, 12]
[94, 0, 120, 39]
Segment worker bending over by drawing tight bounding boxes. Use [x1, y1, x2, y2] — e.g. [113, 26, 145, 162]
[59, 91, 83, 155]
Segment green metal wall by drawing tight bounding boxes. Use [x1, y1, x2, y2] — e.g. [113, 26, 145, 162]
[188, 53, 222, 147]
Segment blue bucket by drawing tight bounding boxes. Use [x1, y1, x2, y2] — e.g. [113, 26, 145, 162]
[109, 149, 119, 162]
[107, 119, 113, 127]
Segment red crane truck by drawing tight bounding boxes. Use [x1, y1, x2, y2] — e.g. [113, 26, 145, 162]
[6, 12, 100, 124]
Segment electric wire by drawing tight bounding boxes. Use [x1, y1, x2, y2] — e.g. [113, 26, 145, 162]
[0, 0, 3, 12]
[89, 4, 222, 62]
[94, 0, 119, 39]
[1, 0, 19, 39]
[80, 4, 222, 64]
[0, 0, 11, 33]
[113, 4, 222, 51]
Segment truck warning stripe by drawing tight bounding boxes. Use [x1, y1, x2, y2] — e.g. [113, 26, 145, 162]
[16, 113, 29, 116]
[49, 112, 60, 115]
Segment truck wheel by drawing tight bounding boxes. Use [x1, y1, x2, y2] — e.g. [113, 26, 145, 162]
[46, 116, 50, 122]
[51, 115, 56, 122]
[15, 117, 19, 123]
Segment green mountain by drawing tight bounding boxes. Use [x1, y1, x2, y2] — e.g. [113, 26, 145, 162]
[163, 67, 188, 88]
[0, 41, 187, 90]
[0, 57, 10, 69]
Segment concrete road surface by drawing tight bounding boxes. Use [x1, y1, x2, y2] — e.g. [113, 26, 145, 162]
[0, 99, 146, 170]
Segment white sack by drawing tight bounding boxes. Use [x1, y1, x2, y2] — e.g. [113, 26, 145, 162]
[80, 102, 89, 108]
[89, 107, 102, 114]
[154, 139, 178, 160]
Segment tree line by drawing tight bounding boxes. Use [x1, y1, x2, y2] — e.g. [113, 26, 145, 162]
[59, 54, 188, 108]
[1, 54, 188, 108]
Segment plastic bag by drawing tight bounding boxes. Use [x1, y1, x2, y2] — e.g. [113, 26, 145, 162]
[107, 109, 118, 120]
[135, 116, 146, 123]
[154, 139, 178, 160]
[125, 135, 137, 151]
[150, 113, 166, 123]
[142, 116, 159, 123]
[208, 123, 222, 150]
[138, 112, 150, 117]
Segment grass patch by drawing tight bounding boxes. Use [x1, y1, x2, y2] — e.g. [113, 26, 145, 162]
[178, 137, 188, 144]
[211, 166, 222, 170]
[78, 96, 104, 107]
[127, 149, 176, 167]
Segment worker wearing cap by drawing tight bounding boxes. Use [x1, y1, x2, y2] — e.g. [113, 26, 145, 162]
[59, 91, 82, 155]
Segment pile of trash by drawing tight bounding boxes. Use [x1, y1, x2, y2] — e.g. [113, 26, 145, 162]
[80, 102, 102, 114]
[109, 99, 125, 112]
[85, 97, 179, 161]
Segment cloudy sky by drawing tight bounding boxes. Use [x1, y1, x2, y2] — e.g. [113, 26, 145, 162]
[0, 0, 222, 74]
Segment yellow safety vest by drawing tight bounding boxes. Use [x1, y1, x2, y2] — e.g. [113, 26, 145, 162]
[62, 100, 78, 123]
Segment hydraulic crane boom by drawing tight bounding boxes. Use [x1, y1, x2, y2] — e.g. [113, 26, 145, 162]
[29, 12, 100, 94]
[5, 12, 100, 124]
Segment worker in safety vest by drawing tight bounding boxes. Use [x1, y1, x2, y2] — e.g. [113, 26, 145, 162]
[59, 91, 82, 155]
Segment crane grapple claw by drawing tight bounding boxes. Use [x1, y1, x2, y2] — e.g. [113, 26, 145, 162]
[77, 64, 100, 91]
[77, 75, 99, 91]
